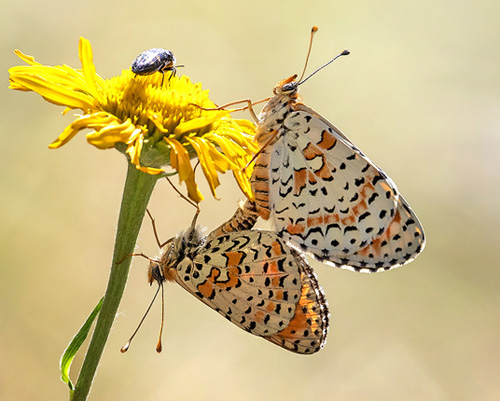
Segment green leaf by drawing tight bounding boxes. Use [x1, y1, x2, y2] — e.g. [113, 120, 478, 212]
[60, 297, 103, 397]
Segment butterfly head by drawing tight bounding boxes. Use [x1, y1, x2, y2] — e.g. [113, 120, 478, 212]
[147, 235, 181, 285]
[148, 259, 166, 285]
[147, 225, 205, 285]
[273, 75, 300, 97]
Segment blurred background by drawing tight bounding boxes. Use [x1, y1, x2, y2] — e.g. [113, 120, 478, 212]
[2, 0, 499, 400]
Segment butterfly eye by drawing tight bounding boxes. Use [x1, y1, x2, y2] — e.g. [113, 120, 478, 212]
[149, 263, 165, 284]
[281, 82, 297, 93]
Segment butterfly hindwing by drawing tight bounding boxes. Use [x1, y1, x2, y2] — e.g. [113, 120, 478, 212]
[173, 229, 329, 354]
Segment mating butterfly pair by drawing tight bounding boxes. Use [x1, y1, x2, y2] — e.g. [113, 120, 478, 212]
[135, 31, 425, 354]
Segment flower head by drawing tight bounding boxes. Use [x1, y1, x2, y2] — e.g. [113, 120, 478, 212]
[9, 38, 257, 202]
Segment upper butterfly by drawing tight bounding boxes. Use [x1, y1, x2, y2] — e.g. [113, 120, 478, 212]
[250, 30, 425, 273]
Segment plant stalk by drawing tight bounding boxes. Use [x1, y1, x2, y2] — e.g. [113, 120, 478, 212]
[72, 162, 159, 401]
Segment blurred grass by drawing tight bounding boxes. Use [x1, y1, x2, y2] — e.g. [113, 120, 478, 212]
[1, 0, 499, 400]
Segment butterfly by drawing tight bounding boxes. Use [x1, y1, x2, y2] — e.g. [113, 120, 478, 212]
[249, 29, 425, 272]
[144, 201, 329, 355]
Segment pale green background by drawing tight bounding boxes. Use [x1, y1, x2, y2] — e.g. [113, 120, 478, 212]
[2, 0, 499, 400]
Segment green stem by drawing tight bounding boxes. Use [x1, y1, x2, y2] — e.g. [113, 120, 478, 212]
[72, 162, 160, 401]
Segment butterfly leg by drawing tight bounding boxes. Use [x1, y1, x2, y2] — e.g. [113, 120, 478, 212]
[116, 251, 157, 265]
[164, 175, 200, 211]
[189, 97, 270, 124]
[243, 129, 279, 172]
[145, 209, 163, 248]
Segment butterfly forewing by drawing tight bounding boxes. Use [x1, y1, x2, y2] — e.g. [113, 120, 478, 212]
[251, 82, 425, 271]
[172, 229, 329, 354]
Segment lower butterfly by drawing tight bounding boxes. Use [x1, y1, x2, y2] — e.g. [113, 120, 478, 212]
[145, 201, 329, 355]
[249, 27, 425, 272]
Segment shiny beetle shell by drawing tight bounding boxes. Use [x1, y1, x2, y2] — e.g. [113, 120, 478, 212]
[131, 48, 176, 76]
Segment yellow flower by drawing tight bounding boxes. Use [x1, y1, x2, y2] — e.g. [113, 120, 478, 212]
[8, 37, 257, 203]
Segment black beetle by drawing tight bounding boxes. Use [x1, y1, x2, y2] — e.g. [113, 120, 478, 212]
[131, 48, 177, 84]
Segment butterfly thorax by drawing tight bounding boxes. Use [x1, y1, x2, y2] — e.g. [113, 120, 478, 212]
[255, 76, 301, 144]
[148, 226, 205, 284]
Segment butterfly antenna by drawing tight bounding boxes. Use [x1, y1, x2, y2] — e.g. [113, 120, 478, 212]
[298, 26, 319, 83]
[298, 49, 350, 86]
[156, 281, 165, 352]
[121, 282, 163, 353]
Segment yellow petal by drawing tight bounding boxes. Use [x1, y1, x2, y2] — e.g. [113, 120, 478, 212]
[165, 138, 204, 203]
[207, 142, 237, 172]
[49, 112, 116, 148]
[135, 164, 165, 175]
[232, 118, 256, 131]
[14, 49, 41, 66]
[86, 119, 138, 149]
[216, 126, 258, 153]
[126, 133, 143, 165]
[233, 168, 255, 201]
[186, 136, 220, 198]
[148, 112, 171, 135]
[78, 37, 105, 104]
[208, 134, 250, 166]
[9, 73, 98, 110]
[49, 122, 84, 149]
[172, 114, 222, 138]
[9, 64, 90, 95]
